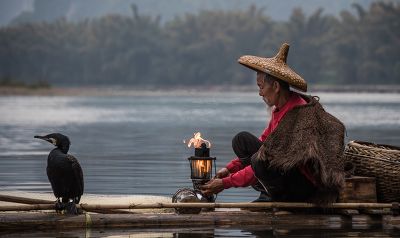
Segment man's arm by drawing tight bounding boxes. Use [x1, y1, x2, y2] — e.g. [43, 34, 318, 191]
[218, 156, 251, 179]
[201, 165, 257, 196]
[222, 165, 257, 189]
[225, 158, 243, 174]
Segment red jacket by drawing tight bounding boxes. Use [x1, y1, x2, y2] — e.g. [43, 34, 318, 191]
[222, 93, 316, 189]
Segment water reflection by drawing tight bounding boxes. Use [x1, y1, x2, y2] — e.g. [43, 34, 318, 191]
[2, 227, 399, 238]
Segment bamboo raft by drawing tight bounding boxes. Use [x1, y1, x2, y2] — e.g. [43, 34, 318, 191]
[0, 194, 399, 231]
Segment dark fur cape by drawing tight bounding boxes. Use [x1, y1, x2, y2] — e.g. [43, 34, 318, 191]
[258, 95, 346, 203]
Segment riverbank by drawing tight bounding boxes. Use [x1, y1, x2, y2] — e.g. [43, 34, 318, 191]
[0, 84, 399, 96]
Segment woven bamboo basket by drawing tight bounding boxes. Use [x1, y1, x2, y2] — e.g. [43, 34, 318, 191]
[344, 140, 400, 202]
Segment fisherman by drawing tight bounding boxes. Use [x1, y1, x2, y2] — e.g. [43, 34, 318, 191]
[200, 43, 346, 203]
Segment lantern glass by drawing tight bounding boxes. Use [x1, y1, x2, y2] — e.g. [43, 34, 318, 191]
[189, 157, 213, 180]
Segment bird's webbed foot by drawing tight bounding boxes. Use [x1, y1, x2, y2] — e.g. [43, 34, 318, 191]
[55, 199, 65, 213]
[65, 201, 79, 215]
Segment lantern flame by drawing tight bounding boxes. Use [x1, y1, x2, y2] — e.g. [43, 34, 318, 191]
[194, 159, 210, 177]
[187, 132, 211, 148]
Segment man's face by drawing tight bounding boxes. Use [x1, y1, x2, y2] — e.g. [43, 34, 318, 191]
[256, 72, 276, 107]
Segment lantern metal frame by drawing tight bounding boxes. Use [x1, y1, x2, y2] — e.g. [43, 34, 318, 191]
[188, 156, 216, 189]
[187, 155, 216, 203]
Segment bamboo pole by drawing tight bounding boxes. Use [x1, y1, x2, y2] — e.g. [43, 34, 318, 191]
[79, 202, 398, 210]
[81, 202, 389, 209]
[0, 194, 135, 214]
[0, 204, 137, 213]
[0, 194, 54, 204]
[0, 202, 397, 212]
[0, 204, 54, 211]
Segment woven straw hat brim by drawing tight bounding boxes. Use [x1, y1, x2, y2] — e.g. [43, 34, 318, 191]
[237, 43, 307, 92]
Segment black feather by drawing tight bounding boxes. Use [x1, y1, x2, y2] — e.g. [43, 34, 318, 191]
[36, 133, 84, 205]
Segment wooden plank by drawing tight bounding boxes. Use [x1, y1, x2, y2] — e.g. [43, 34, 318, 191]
[362, 209, 392, 215]
[338, 209, 359, 216]
[339, 176, 377, 203]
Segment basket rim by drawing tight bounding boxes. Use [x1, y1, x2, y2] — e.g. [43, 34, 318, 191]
[345, 151, 400, 165]
[347, 140, 400, 153]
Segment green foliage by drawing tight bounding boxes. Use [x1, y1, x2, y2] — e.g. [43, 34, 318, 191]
[0, 75, 50, 88]
[0, 2, 399, 86]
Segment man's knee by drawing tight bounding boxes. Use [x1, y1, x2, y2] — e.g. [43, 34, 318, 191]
[232, 131, 255, 147]
[232, 131, 252, 142]
[232, 131, 262, 162]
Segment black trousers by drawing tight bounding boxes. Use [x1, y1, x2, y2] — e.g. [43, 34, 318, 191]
[232, 131, 316, 202]
[232, 131, 262, 167]
[231, 131, 265, 193]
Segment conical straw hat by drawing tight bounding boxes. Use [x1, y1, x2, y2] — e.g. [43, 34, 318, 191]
[238, 43, 307, 92]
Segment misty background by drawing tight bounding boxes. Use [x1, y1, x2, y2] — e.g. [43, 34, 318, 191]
[0, 0, 381, 25]
[0, 0, 399, 88]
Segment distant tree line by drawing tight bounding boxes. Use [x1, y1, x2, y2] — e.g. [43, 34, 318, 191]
[0, 2, 399, 87]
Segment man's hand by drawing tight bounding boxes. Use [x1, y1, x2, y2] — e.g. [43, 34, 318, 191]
[200, 179, 224, 196]
[216, 167, 230, 178]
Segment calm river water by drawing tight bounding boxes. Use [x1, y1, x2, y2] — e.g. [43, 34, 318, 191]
[0, 91, 399, 237]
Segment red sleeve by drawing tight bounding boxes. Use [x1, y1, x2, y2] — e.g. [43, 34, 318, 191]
[222, 165, 257, 189]
[225, 158, 244, 173]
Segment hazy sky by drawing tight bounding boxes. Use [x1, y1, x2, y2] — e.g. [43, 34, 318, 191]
[0, 0, 381, 26]
[0, 0, 32, 24]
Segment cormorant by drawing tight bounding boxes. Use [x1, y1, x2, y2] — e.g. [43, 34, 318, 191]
[34, 133, 84, 214]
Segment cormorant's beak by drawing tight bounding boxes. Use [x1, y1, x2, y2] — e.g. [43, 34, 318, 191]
[34, 135, 57, 145]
